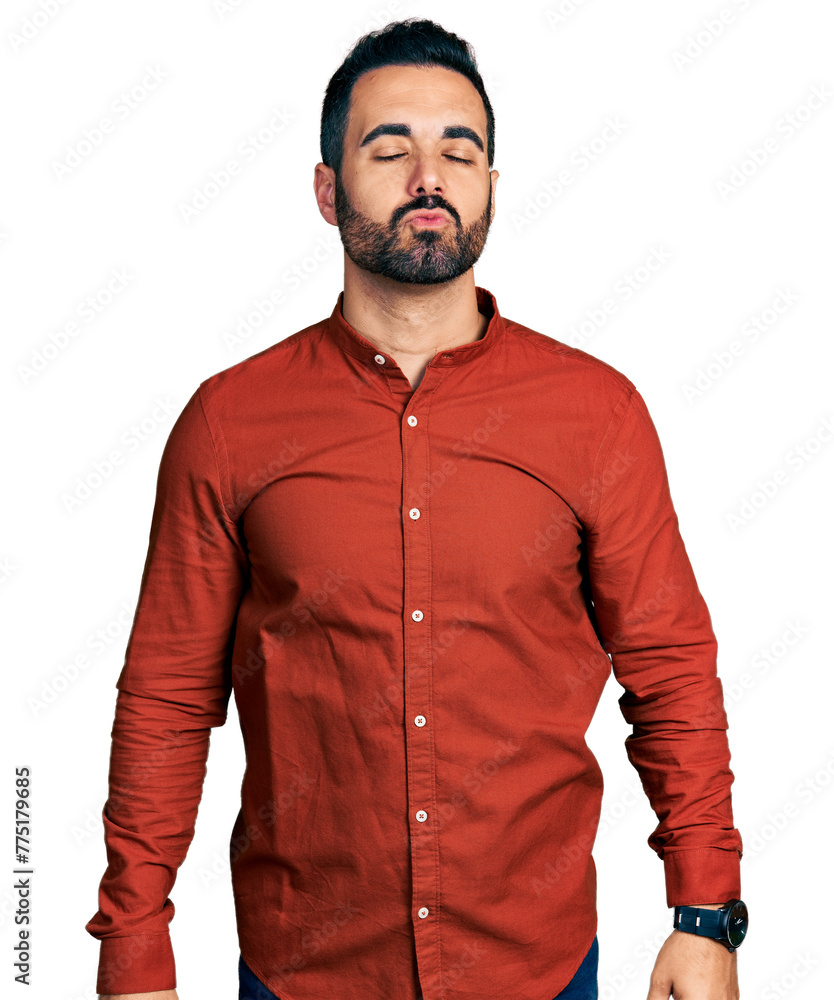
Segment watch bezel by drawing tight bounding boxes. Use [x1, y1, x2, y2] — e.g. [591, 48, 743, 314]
[723, 898, 748, 948]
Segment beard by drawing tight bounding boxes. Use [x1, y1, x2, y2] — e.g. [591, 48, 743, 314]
[333, 170, 493, 285]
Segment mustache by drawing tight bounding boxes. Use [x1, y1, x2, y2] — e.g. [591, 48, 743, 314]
[393, 198, 459, 227]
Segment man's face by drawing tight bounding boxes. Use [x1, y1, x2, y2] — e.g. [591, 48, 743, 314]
[327, 64, 498, 285]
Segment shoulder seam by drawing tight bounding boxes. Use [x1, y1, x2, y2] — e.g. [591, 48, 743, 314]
[195, 383, 236, 524]
[201, 324, 324, 388]
[505, 322, 637, 393]
[586, 387, 635, 532]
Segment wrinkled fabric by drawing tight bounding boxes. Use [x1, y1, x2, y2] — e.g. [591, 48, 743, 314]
[239, 934, 599, 999]
[86, 287, 742, 999]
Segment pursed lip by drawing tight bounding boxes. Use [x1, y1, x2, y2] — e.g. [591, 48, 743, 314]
[404, 209, 450, 224]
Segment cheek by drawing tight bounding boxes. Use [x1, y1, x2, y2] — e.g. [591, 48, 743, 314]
[346, 168, 399, 209]
[460, 192, 490, 227]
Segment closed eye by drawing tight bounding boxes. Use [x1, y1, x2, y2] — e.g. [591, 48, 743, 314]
[375, 153, 472, 164]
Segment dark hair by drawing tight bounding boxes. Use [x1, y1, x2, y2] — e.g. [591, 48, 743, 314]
[320, 17, 495, 179]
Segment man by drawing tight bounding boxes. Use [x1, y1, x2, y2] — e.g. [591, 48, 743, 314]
[86, 17, 745, 1000]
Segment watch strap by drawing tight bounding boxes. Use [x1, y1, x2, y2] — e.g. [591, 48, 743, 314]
[674, 905, 723, 938]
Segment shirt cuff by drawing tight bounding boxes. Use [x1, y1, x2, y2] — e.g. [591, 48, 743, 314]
[95, 932, 176, 995]
[663, 847, 742, 909]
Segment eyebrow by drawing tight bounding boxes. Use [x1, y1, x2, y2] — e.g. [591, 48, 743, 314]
[359, 122, 484, 154]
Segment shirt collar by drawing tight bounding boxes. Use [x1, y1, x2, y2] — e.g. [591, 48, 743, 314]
[325, 285, 505, 369]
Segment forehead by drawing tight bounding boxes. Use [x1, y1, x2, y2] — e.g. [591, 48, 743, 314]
[347, 64, 486, 140]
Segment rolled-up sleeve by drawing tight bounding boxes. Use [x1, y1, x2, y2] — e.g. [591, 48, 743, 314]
[585, 386, 743, 907]
[85, 384, 249, 994]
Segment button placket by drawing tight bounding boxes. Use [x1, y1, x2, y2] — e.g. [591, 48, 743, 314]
[401, 398, 443, 985]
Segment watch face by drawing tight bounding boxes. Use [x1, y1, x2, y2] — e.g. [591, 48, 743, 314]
[727, 900, 748, 947]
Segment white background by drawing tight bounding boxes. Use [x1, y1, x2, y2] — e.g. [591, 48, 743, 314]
[3, 0, 833, 997]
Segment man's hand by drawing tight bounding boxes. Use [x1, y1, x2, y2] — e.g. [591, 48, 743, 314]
[647, 929, 739, 999]
[99, 992, 179, 999]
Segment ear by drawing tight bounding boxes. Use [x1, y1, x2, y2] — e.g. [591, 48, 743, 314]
[489, 169, 499, 221]
[314, 163, 338, 226]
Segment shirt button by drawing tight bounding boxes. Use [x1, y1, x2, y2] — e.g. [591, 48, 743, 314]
[407, 415, 418, 426]
[411, 610, 424, 622]
[374, 353, 386, 365]
[416, 810, 428, 823]
[409, 508, 420, 520]
[418, 907, 429, 919]
[414, 715, 426, 727]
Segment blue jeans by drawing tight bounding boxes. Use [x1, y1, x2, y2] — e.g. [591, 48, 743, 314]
[239, 934, 599, 999]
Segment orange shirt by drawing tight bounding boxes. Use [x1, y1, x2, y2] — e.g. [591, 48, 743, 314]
[85, 286, 742, 998]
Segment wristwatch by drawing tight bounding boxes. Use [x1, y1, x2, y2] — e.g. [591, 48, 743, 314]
[673, 898, 748, 952]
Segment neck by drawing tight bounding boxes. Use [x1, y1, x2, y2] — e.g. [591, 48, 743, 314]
[340, 258, 487, 383]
